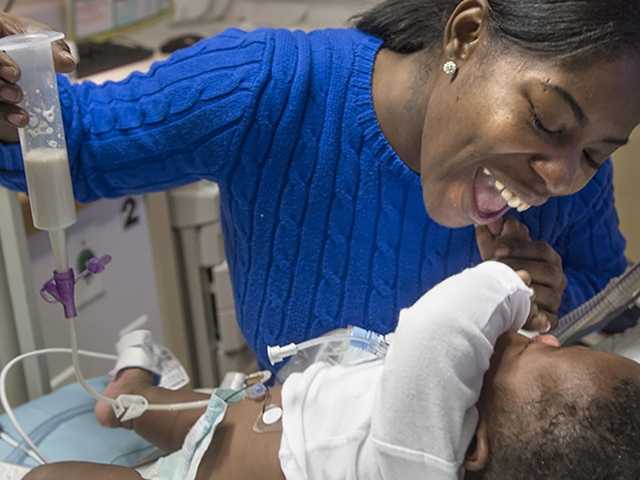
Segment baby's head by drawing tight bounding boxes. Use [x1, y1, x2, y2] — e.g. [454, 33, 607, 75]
[466, 331, 640, 480]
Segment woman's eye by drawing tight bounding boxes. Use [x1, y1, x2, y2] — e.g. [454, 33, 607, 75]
[531, 109, 564, 136]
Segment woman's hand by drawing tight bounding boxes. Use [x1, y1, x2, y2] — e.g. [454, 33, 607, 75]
[476, 218, 567, 333]
[0, 12, 76, 129]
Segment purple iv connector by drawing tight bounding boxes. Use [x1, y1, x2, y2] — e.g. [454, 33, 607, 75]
[40, 255, 112, 319]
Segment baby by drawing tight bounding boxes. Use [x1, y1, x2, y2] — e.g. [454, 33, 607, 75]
[22, 262, 640, 480]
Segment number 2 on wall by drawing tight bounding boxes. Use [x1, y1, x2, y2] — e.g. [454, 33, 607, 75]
[121, 197, 140, 230]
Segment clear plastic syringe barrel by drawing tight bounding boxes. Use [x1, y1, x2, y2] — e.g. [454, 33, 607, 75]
[0, 32, 76, 232]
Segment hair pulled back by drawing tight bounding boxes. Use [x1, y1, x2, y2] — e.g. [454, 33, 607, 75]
[353, 0, 640, 62]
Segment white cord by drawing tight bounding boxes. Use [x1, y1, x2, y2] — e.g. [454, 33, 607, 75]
[0, 347, 118, 465]
[69, 317, 210, 414]
[0, 430, 45, 466]
[0, 314, 213, 466]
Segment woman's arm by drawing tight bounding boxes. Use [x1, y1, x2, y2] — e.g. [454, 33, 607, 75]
[0, 28, 273, 202]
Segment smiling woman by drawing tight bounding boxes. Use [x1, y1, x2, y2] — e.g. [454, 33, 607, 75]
[0, 0, 638, 378]
[358, 0, 640, 228]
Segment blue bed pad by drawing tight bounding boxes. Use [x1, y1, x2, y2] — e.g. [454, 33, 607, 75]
[0, 376, 159, 468]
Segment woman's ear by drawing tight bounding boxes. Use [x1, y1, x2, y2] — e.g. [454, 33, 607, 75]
[442, 0, 489, 61]
[465, 417, 490, 471]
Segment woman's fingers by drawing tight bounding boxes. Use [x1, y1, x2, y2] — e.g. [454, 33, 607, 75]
[525, 308, 558, 333]
[0, 52, 19, 83]
[0, 13, 77, 77]
[52, 39, 77, 74]
[499, 217, 530, 242]
[0, 103, 28, 127]
[0, 13, 77, 129]
[495, 240, 562, 265]
[475, 217, 531, 261]
[475, 225, 496, 260]
[493, 257, 565, 289]
[487, 218, 505, 236]
[516, 269, 532, 286]
[0, 80, 21, 104]
[530, 283, 563, 314]
[498, 258, 564, 311]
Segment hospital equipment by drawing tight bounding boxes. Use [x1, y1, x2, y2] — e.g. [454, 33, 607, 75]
[552, 262, 640, 345]
[0, 31, 257, 466]
[268, 326, 390, 366]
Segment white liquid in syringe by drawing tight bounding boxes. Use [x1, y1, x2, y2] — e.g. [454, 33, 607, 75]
[23, 148, 77, 231]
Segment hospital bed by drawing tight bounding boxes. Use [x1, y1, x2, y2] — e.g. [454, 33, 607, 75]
[1, 305, 639, 479]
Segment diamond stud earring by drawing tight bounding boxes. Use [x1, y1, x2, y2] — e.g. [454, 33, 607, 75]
[443, 60, 458, 76]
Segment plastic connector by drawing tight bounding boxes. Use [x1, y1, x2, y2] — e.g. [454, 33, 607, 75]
[350, 327, 389, 358]
[113, 394, 149, 423]
[40, 269, 77, 318]
[40, 254, 112, 319]
[267, 343, 298, 365]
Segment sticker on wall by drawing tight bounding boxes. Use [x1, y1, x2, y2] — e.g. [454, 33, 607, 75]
[121, 197, 140, 230]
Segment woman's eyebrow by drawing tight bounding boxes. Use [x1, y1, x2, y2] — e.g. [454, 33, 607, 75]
[542, 82, 588, 128]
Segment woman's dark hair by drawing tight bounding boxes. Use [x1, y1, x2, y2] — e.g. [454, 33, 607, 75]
[353, 0, 640, 63]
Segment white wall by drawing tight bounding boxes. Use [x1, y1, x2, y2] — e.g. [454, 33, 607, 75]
[11, 0, 66, 31]
[613, 128, 640, 263]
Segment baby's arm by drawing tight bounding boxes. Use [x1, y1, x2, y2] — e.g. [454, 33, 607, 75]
[369, 262, 532, 479]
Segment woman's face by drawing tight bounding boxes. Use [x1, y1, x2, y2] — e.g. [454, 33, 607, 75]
[419, 48, 640, 228]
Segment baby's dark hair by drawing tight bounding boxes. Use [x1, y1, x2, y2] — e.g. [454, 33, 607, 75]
[471, 378, 640, 480]
[353, 0, 640, 64]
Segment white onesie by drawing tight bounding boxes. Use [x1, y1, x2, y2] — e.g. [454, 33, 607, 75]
[279, 261, 532, 480]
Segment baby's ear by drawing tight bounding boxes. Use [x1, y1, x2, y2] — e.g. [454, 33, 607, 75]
[465, 418, 490, 472]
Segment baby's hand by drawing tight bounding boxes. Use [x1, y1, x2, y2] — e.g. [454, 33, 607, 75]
[475, 218, 567, 332]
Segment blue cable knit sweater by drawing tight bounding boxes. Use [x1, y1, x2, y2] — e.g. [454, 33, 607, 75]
[0, 28, 627, 367]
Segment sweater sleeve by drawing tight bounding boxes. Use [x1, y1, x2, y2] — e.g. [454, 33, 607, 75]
[555, 161, 628, 316]
[370, 262, 532, 480]
[0, 28, 272, 202]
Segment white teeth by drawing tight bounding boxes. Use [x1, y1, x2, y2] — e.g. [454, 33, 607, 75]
[508, 197, 521, 208]
[517, 203, 531, 213]
[483, 167, 532, 211]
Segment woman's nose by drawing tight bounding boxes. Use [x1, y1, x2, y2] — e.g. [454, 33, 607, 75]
[530, 150, 583, 196]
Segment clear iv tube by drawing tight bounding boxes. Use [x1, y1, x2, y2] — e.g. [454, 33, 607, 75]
[0, 31, 77, 271]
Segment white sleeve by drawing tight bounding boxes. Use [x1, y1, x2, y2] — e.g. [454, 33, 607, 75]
[370, 261, 533, 480]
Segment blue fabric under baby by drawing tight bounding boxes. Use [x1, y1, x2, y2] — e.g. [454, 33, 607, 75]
[0, 376, 158, 468]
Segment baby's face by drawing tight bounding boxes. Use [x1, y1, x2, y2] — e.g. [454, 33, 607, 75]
[479, 331, 640, 409]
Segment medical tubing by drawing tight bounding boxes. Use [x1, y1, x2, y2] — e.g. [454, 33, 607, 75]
[268, 328, 390, 365]
[69, 316, 210, 414]
[0, 348, 118, 465]
[48, 230, 68, 274]
[552, 263, 640, 345]
[297, 334, 351, 351]
[268, 334, 352, 365]
[0, 429, 46, 465]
